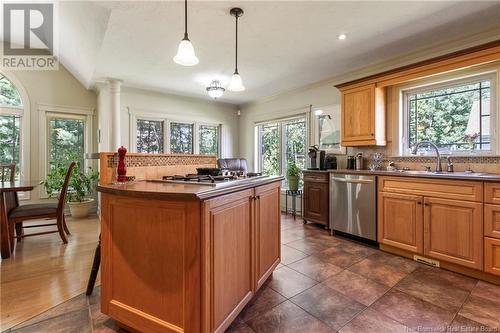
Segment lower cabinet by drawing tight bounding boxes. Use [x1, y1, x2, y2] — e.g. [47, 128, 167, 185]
[378, 192, 423, 253]
[423, 197, 483, 270]
[378, 177, 483, 271]
[255, 183, 281, 289]
[303, 172, 329, 226]
[485, 237, 500, 276]
[209, 190, 254, 332]
[207, 182, 281, 332]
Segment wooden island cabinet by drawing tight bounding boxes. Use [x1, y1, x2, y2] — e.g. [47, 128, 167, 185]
[98, 177, 282, 333]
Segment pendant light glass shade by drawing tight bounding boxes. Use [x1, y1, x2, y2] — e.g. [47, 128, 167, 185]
[173, 0, 198, 66]
[228, 72, 245, 92]
[173, 38, 199, 66]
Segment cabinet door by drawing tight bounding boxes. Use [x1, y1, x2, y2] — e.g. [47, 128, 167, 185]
[303, 181, 329, 226]
[378, 192, 423, 253]
[342, 84, 375, 143]
[209, 191, 254, 332]
[485, 237, 500, 276]
[484, 204, 500, 239]
[254, 183, 281, 290]
[424, 198, 483, 269]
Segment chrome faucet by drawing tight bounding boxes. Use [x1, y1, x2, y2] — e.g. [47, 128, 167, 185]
[411, 141, 442, 173]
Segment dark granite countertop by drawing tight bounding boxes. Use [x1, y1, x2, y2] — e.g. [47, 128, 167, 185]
[97, 175, 284, 200]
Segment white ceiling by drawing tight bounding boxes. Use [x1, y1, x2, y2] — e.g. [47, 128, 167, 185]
[58, 1, 500, 104]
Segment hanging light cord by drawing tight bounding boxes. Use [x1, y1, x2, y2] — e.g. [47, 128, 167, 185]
[183, 0, 188, 40]
[234, 13, 239, 74]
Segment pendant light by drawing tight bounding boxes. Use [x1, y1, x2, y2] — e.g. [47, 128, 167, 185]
[206, 80, 225, 99]
[227, 8, 245, 92]
[173, 0, 199, 66]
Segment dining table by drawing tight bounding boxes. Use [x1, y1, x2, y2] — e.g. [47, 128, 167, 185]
[0, 180, 39, 259]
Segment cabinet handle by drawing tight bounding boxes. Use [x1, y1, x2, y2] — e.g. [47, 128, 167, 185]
[424, 203, 429, 206]
[255, 195, 260, 200]
[417, 201, 422, 205]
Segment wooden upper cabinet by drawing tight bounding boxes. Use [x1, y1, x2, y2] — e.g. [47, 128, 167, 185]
[423, 197, 483, 270]
[254, 182, 281, 290]
[341, 83, 386, 147]
[378, 192, 423, 254]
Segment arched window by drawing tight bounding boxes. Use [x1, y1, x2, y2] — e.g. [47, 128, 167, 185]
[0, 73, 29, 183]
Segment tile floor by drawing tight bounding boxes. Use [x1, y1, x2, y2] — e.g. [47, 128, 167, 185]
[4, 215, 500, 333]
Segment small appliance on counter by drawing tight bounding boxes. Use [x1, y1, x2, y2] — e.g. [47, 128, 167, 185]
[355, 153, 364, 170]
[346, 155, 355, 169]
[324, 154, 337, 170]
[307, 145, 326, 170]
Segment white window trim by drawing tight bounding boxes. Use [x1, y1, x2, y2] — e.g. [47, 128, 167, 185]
[38, 103, 94, 199]
[129, 108, 222, 156]
[394, 65, 500, 156]
[0, 72, 30, 200]
[254, 113, 309, 175]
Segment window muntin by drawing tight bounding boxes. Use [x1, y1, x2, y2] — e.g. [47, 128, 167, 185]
[199, 124, 219, 155]
[0, 114, 21, 179]
[136, 119, 164, 153]
[256, 116, 307, 182]
[404, 75, 495, 154]
[47, 115, 86, 171]
[170, 122, 194, 154]
[0, 75, 22, 107]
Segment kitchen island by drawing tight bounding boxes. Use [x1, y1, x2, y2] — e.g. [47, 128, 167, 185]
[97, 176, 283, 333]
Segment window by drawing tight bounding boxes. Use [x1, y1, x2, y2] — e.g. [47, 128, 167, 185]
[170, 122, 194, 154]
[403, 73, 496, 154]
[47, 115, 86, 170]
[136, 119, 164, 153]
[199, 124, 219, 155]
[0, 74, 26, 181]
[256, 116, 307, 180]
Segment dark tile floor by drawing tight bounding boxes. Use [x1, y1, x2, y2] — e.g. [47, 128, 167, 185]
[5, 215, 500, 333]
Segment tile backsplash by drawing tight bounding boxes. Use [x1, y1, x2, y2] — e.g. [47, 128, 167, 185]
[333, 147, 500, 174]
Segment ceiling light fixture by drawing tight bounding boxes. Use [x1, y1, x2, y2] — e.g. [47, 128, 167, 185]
[206, 80, 225, 99]
[227, 8, 245, 92]
[173, 0, 199, 66]
[337, 33, 347, 40]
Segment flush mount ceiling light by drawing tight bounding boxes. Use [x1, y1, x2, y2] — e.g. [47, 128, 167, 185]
[337, 33, 347, 40]
[206, 80, 225, 99]
[173, 0, 199, 66]
[227, 7, 245, 92]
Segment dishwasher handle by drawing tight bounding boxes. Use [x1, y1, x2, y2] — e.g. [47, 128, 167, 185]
[331, 177, 374, 184]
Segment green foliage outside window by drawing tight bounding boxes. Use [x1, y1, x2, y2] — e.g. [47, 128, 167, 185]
[0, 115, 21, 178]
[137, 119, 164, 153]
[170, 122, 193, 154]
[0, 75, 22, 107]
[49, 117, 85, 169]
[199, 125, 219, 155]
[408, 80, 491, 152]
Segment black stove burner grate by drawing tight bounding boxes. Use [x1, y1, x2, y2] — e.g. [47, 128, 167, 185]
[162, 174, 237, 183]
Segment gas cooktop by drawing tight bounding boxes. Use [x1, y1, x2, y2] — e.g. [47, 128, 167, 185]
[150, 173, 265, 187]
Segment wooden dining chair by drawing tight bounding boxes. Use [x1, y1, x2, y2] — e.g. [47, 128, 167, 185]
[8, 162, 76, 248]
[1, 164, 22, 241]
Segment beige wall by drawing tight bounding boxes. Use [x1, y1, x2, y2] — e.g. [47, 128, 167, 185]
[3, 66, 97, 203]
[118, 87, 240, 158]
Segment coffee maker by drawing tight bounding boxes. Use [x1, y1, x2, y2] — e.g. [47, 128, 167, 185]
[308, 145, 326, 170]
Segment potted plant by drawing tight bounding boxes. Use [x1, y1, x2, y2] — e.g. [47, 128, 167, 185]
[286, 161, 301, 191]
[42, 161, 99, 219]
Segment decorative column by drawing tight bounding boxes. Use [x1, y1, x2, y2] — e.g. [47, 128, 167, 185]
[108, 79, 122, 150]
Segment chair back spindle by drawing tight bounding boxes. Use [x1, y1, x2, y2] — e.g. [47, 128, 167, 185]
[0, 164, 16, 182]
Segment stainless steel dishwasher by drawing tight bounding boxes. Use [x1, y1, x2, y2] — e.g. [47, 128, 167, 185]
[330, 174, 377, 242]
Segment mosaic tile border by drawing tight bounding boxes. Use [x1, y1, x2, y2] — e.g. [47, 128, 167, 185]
[106, 154, 217, 168]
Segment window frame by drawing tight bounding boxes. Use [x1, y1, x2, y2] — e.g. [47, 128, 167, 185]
[0, 72, 30, 200]
[399, 70, 498, 156]
[129, 109, 222, 156]
[38, 104, 94, 199]
[254, 114, 309, 177]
